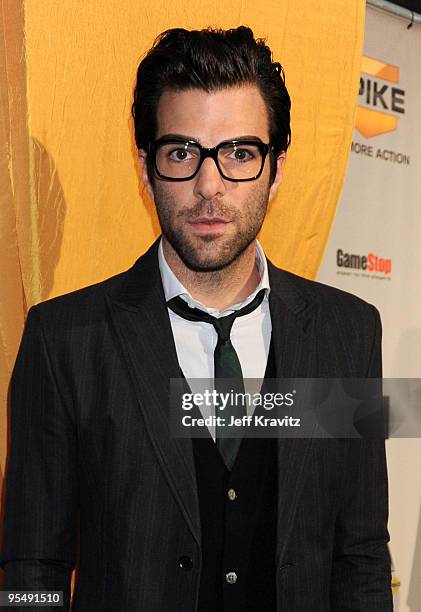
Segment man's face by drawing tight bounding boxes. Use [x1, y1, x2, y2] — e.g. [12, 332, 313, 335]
[141, 85, 285, 272]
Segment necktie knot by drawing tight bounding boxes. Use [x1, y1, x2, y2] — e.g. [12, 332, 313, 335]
[167, 288, 266, 341]
[212, 314, 236, 343]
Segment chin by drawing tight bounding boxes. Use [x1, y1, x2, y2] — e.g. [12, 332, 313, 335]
[178, 242, 251, 273]
[163, 226, 256, 273]
[181, 257, 234, 273]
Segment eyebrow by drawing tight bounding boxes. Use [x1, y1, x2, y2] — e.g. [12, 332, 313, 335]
[158, 133, 265, 144]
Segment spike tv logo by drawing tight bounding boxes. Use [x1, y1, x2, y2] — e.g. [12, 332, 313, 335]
[352, 56, 410, 165]
[356, 55, 405, 138]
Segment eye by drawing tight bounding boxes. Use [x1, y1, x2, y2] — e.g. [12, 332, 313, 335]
[235, 149, 253, 161]
[168, 147, 195, 162]
[226, 146, 257, 163]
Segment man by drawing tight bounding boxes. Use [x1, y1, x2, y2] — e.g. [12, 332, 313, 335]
[1, 26, 392, 611]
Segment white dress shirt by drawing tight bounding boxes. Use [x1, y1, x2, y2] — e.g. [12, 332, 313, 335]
[158, 238, 272, 440]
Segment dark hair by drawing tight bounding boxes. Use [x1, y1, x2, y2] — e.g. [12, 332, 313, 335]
[132, 26, 291, 183]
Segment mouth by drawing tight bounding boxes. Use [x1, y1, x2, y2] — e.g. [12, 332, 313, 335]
[188, 217, 231, 233]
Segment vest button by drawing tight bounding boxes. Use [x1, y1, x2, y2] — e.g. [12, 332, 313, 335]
[227, 488, 237, 501]
[226, 571, 238, 584]
[178, 555, 193, 570]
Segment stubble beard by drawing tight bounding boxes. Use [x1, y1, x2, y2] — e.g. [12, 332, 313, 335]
[153, 182, 271, 272]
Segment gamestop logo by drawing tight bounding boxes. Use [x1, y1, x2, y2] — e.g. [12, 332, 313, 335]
[337, 249, 392, 277]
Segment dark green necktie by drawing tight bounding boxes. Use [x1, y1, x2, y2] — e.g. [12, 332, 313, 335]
[167, 289, 266, 470]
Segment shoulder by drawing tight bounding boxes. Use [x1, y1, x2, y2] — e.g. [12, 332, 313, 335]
[28, 237, 160, 320]
[27, 268, 128, 327]
[29, 239, 161, 326]
[268, 263, 382, 376]
[268, 262, 380, 323]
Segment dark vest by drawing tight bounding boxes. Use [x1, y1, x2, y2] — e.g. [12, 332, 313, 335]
[191, 340, 278, 612]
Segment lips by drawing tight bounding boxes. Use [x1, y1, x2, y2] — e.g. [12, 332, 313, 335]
[189, 217, 229, 224]
[188, 217, 230, 233]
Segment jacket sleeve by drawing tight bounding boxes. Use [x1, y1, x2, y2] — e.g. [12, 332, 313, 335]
[0, 305, 78, 611]
[330, 304, 393, 611]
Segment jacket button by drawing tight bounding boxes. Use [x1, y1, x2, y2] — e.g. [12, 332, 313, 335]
[178, 555, 193, 570]
[226, 571, 238, 584]
[227, 488, 237, 501]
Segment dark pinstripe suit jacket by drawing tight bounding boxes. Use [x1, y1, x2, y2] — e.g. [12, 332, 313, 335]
[1, 238, 392, 611]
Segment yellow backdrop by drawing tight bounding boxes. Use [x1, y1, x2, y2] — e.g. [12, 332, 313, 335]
[0, 0, 364, 491]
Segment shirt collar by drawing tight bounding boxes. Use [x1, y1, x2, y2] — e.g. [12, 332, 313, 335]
[158, 236, 270, 317]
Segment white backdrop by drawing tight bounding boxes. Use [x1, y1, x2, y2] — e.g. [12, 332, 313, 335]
[318, 5, 421, 610]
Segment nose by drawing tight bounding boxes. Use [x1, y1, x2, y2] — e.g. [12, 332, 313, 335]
[193, 157, 227, 201]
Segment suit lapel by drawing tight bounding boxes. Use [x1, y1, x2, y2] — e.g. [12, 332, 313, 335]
[268, 262, 319, 566]
[105, 239, 201, 547]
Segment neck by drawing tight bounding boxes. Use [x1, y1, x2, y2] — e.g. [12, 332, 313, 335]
[162, 238, 261, 311]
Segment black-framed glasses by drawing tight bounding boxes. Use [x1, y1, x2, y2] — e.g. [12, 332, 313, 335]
[149, 138, 273, 182]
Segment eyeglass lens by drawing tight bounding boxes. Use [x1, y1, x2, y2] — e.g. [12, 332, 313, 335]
[155, 142, 263, 180]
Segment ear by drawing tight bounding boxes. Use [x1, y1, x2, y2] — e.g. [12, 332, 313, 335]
[138, 149, 154, 201]
[268, 151, 287, 201]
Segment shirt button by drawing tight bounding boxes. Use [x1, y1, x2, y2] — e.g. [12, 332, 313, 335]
[226, 571, 238, 584]
[227, 488, 237, 501]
